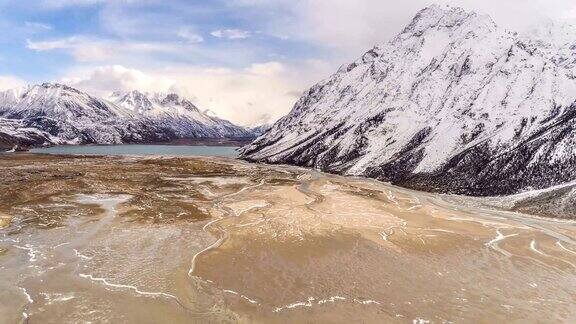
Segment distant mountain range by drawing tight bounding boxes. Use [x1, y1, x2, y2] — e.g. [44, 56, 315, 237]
[241, 4, 576, 198]
[248, 123, 272, 136]
[0, 83, 255, 150]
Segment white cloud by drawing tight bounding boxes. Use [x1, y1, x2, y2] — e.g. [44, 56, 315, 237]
[26, 38, 72, 51]
[24, 21, 53, 31]
[59, 61, 329, 126]
[25, 36, 188, 62]
[39, 0, 106, 8]
[561, 7, 576, 20]
[26, 37, 112, 61]
[162, 64, 300, 126]
[177, 27, 204, 43]
[210, 29, 251, 39]
[246, 61, 284, 76]
[235, 0, 576, 62]
[61, 65, 176, 96]
[98, 1, 210, 41]
[21, 0, 576, 128]
[0, 76, 26, 91]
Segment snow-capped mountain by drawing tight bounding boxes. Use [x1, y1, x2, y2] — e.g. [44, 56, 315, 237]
[241, 4, 576, 196]
[0, 83, 253, 148]
[109, 90, 250, 138]
[0, 83, 150, 145]
[0, 118, 54, 150]
[249, 123, 272, 136]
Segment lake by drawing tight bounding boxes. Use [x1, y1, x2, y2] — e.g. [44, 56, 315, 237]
[29, 144, 239, 157]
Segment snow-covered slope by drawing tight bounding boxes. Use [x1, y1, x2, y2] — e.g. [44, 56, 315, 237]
[109, 90, 251, 138]
[249, 123, 272, 136]
[0, 83, 253, 149]
[483, 180, 576, 219]
[0, 118, 54, 150]
[241, 4, 576, 196]
[0, 83, 148, 145]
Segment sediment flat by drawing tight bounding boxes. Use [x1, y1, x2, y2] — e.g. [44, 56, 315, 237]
[0, 154, 574, 323]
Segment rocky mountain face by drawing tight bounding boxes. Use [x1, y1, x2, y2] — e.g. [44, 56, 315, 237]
[241, 4, 576, 197]
[109, 90, 250, 139]
[0, 83, 253, 149]
[0, 118, 54, 150]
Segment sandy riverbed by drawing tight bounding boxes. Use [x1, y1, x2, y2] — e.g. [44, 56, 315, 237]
[0, 154, 574, 323]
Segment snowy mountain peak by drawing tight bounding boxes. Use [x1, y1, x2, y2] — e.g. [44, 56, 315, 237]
[111, 91, 201, 114]
[0, 84, 255, 147]
[39, 82, 72, 89]
[400, 4, 496, 37]
[32, 82, 88, 97]
[108, 89, 252, 138]
[0, 86, 26, 109]
[3, 82, 124, 121]
[527, 19, 576, 49]
[157, 93, 200, 112]
[241, 6, 576, 196]
[112, 90, 153, 113]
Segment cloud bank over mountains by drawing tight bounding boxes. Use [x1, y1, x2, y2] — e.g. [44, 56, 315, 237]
[1, 0, 576, 125]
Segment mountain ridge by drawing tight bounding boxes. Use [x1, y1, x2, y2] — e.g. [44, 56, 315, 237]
[0, 83, 254, 149]
[241, 4, 576, 197]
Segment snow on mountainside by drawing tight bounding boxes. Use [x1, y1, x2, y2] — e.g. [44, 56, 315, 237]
[0, 118, 55, 150]
[109, 90, 251, 138]
[249, 123, 272, 136]
[0, 83, 148, 145]
[241, 4, 576, 196]
[0, 83, 253, 149]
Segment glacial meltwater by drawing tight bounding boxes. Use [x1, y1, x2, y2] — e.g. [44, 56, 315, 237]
[0, 154, 574, 323]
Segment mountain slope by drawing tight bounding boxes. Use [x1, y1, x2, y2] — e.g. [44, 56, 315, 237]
[109, 90, 251, 138]
[0, 118, 54, 150]
[241, 5, 576, 196]
[0, 83, 152, 145]
[249, 123, 272, 136]
[0, 83, 253, 148]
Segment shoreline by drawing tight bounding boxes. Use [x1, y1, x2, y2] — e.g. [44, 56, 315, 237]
[6, 151, 575, 222]
[0, 153, 574, 322]
[0, 137, 256, 152]
[3, 150, 574, 221]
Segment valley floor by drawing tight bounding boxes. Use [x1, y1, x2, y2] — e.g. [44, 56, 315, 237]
[0, 154, 575, 323]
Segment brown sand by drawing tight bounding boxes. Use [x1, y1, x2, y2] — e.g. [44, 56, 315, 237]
[0, 154, 574, 323]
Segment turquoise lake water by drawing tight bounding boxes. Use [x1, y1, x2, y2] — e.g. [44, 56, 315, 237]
[29, 145, 239, 157]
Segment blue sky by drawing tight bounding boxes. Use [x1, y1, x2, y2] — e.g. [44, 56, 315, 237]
[0, 0, 322, 80]
[0, 0, 573, 125]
